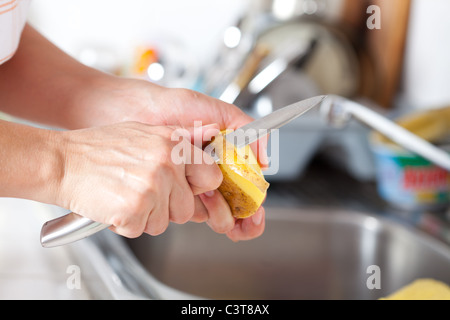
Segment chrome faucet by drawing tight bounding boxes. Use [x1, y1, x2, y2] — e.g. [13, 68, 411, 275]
[320, 95, 450, 172]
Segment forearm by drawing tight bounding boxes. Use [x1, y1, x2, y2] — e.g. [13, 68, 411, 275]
[0, 24, 248, 132]
[0, 24, 122, 129]
[0, 119, 63, 204]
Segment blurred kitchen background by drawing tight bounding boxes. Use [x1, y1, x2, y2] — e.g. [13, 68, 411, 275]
[27, 0, 449, 194]
[1, 0, 450, 299]
[27, 0, 443, 108]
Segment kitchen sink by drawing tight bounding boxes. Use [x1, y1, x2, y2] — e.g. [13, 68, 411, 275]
[66, 150, 450, 300]
[114, 207, 450, 300]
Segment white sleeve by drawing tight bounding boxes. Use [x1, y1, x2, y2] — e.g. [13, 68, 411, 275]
[0, 0, 31, 65]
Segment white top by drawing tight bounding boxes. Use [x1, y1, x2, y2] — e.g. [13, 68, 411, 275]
[0, 0, 30, 65]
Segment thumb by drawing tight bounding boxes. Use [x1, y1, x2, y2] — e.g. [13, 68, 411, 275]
[185, 123, 220, 148]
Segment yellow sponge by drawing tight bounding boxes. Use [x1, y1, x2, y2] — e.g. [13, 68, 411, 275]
[381, 279, 450, 300]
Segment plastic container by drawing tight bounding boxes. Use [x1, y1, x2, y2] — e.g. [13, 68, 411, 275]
[371, 135, 449, 211]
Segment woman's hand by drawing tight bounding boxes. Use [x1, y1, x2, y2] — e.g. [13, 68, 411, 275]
[54, 121, 223, 238]
[74, 80, 268, 241]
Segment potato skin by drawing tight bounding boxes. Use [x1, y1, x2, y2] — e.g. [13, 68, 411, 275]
[209, 132, 269, 219]
[217, 166, 260, 218]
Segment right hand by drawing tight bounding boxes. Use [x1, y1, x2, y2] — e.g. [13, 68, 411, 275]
[52, 121, 223, 238]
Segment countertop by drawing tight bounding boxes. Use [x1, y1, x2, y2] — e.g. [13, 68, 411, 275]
[0, 198, 91, 299]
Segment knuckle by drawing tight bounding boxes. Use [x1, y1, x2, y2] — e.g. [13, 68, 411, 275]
[109, 194, 149, 238]
[207, 209, 234, 234]
[212, 222, 234, 234]
[109, 214, 145, 239]
[175, 88, 199, 102]
[154, 144, 177, 170]
[146, 218, 169, 236]
[109, 214, 124, 229]
[125, 191, 149, 215]
[171, 197, 195, 224]
[147, 166, 172, 191]
[123, 225, 145, 239]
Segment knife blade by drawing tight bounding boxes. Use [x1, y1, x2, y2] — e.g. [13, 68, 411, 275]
[224, 95, 326, 148]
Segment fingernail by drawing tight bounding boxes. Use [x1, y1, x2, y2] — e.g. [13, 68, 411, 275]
[202, 124, 220, 141]
[203, 190, 215, 197]
[252, 210, 263, 225]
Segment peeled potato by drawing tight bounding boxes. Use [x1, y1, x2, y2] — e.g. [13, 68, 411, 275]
[208, 132, 269, 219]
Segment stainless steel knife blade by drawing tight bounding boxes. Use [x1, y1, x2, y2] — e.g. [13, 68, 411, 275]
[224, 95, 326, 148]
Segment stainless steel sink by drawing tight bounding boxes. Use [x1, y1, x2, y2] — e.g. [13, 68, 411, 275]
[66, 150, 450, 300]
[119, 207, 450, 300]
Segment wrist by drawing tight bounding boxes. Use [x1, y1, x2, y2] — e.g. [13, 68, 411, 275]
[0, 121, 66, 205]
[37, 129, 67, 206]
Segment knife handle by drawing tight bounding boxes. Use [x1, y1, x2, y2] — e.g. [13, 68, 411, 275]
[40, 212, 110, 248]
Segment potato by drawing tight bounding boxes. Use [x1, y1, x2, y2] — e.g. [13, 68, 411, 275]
[208, 132, 269, 219]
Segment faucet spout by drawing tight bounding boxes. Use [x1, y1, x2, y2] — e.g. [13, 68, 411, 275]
[321, 95, 450, 171]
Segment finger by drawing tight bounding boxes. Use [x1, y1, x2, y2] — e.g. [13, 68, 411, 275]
[168, 178, 195, 224]
[190, 195, 209, 223]
[198, 189, 235, 234]
[144, 187, 171, 236]
[250, 134, 269, 170]
[226, 206, 265, 242]
[144, 205, 170, 236]
[167, 90, 268, 167]
[185, 148, 223, 195]
[185, 123, 220, 148]
[222, 107, 269, 170]
[108, 224, 144, 239]
[163, 147, 196, 225]
[170, 133, 222, 195]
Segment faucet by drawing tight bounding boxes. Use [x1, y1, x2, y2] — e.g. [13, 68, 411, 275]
[320, 95, 450, 172]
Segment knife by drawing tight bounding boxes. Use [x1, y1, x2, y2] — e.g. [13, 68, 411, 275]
[40, 95, 326, 247]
